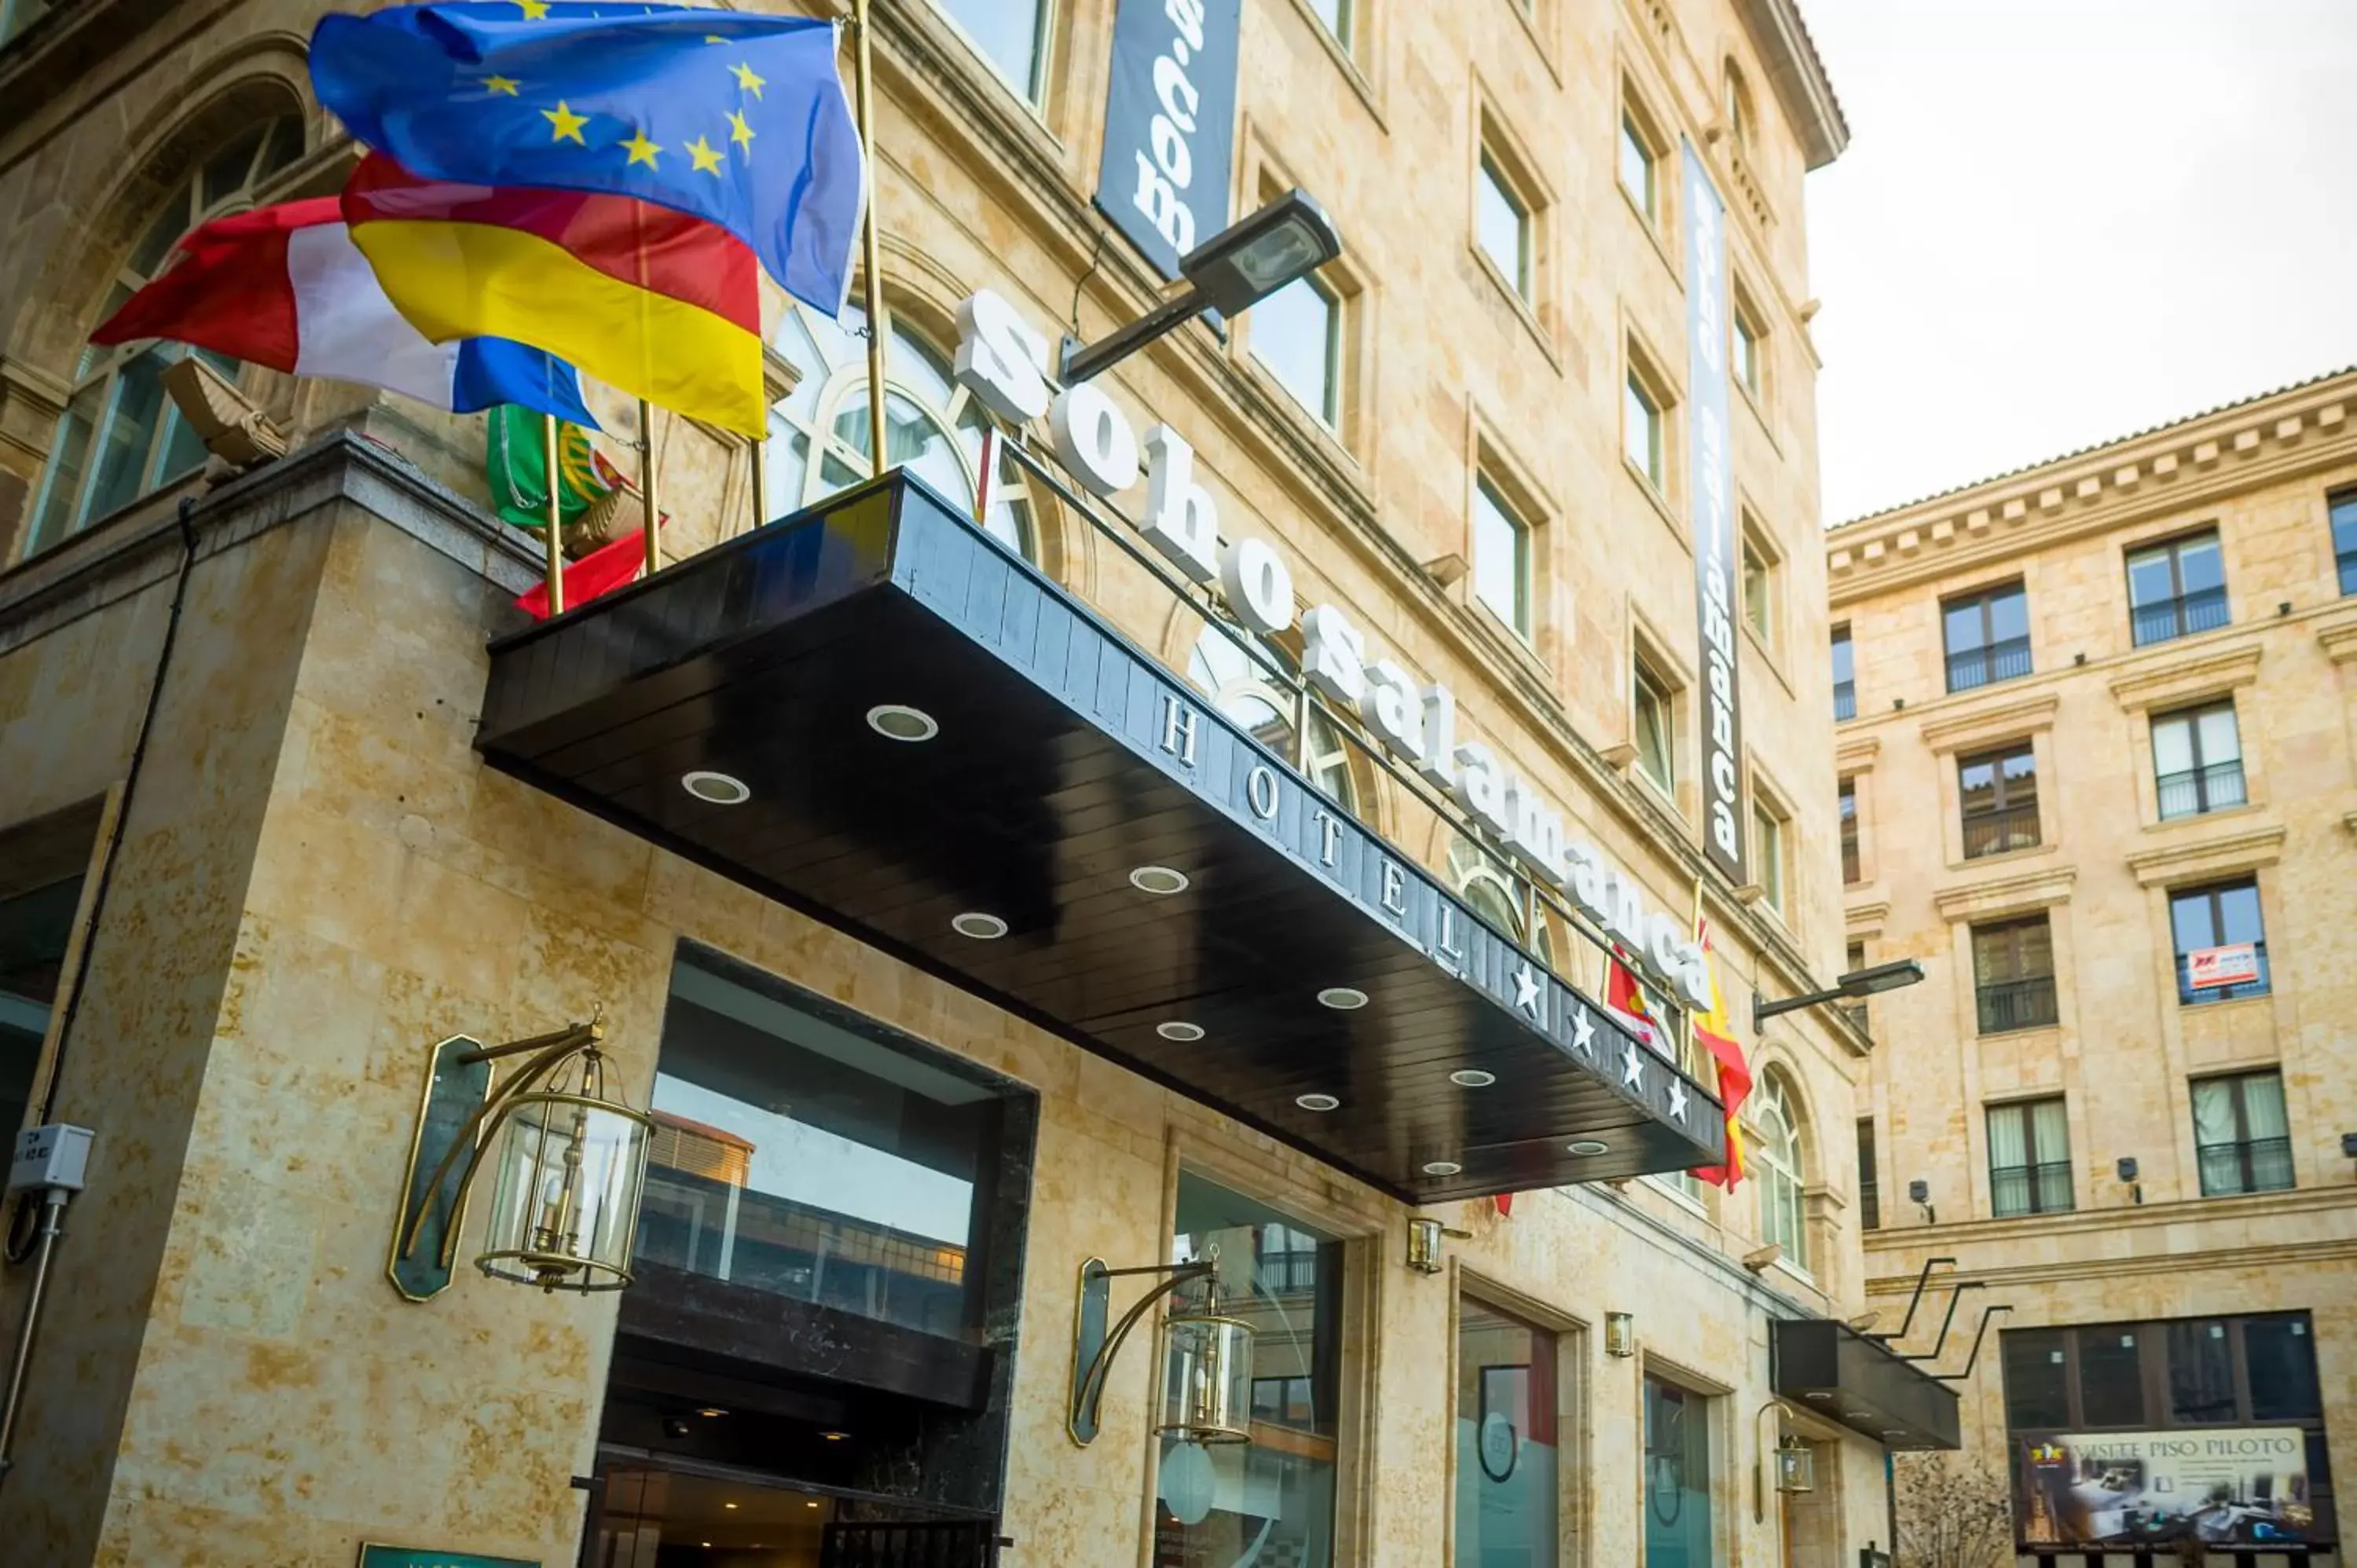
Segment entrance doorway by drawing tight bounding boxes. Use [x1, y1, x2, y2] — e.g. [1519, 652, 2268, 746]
[586, 1461, 1006, 1568]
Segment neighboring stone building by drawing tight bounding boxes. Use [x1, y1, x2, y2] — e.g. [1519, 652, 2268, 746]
[1827, 370, 2357, 1567]
[0, 2, 1928, 1566]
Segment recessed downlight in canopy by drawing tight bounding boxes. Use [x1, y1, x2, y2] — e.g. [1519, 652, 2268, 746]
[680, 771, 750, 805]
[951, 911, 1009, 940]
[1129, 865, 1191, 896]
[1157, 1021, 1206, 1042]
[1316, 986, 1369, 1010]
[1420, 1160, 1464, 1177]
[1566, 1139, 1611, 1157]
[1295, 1093, 1340, 1112]
[1448, 1068, 1497, 1088]
[866, 702, 938, 742]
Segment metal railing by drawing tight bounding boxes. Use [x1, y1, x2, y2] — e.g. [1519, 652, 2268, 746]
[1945, 636, 2033, 693]
[2178, 940, 2270, 1005]
[2198, 1136, 2294, 1197]
[1834, 680, 1855, 721]
[2157, 759, 2246, 819]
[1961, 802, 2040, 859]
[1989, 1160, 2074, 1218]
[2131, 585, 2230, 647]
[1975, 976, 2058, 1035]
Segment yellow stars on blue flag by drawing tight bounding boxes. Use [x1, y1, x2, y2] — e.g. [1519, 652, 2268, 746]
[621, 129, 662, 168]
[684, 135, 724, 176]
[482, 75, 521, 96]
[515, 0, 549, 17]
[542, 101, 591, 144]
[730, 61, 765, 98]
[726, 110, 755, 155]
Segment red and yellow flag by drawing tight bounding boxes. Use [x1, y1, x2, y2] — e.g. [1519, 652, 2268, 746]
[1690, 914, 1753, 1190]
[343, 154, 767, 435]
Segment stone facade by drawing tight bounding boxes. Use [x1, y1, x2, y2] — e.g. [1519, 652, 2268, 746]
[1828, 368, 2357, 1563]
[0, 1, 1898, 1565]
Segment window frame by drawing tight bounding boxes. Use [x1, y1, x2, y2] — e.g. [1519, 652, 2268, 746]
[1941, 580, 2033, 693]
[1471, 472, 1534, 639]
[1633, 657, 1677, 797]
[2330, 485, 2357, 597]
[1985, 1095, 2074, 1218]
[2168, 877, 2270, 1006]
[2150, 700, 2245, 820]
[1454, 1291, 1564, 1568]
[2190, 1069, 2293, 1197]
[1475, 147, 1536, 305]
[1622, 359, 1670, 496]
[1956, 740, 2040, 860]
[2124, 527, 2229, 647]
[1970, 915, 2058, 1035]
[929, 0, 1055, 110]
[1855, 1116, 1880, 1231]
[2000, 1311, 2326, 1443]
[1838, 776, 1860, 885]
[1617, 101, 1661, 226]
[1730, 280, 1768, 407]
[1831, 624, 1855, 720]
[1751, 1072, 1809, 1270]
[1248, 267, 1344, 430]
[1749, 798, 1785, 917]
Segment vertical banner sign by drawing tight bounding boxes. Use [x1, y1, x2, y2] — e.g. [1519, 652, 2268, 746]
[1683, 139, 1746, 885]
[1094, 0, 1242, 279]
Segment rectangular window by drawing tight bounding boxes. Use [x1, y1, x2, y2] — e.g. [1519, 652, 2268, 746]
[1477, 153, 1531, 299]
[1456, 1299, 1559, 1568]
[1856, 1117, 1880, 1229]
[2191, 1069, 2293, 1197]
[1831, 625, 1855, 720]
[2126, 529, 2229, 647]
[1958, 741, 2040, 859]
[1732, 302, 1763, 399]
[2170, 877, 2269, 1005]
[639, 956, 1015, 1339]
[1252, 273, 1341, 427]
[1633, 660, 1675, 794]
[2079, 1328, 2146, 1427]
[1642, 1375, 1713, 1568]
[2152, 702, 2245, 820]
[1307, 0, 1351, 48]
[1751, 802, 1783, 915]
[1472, 477, 1531, 636]
[2002, 1328, 2072, 1430]
[2333, 486, 2357, 596]
[1624, 372, 1663, 489]
[1942, 581, 2032, 692]
[2167, 1320, 2238, 1424]
[1971, 916, 2057, 1034]
[2246, 1315, 2322, 1421]
[2003, 1313, 2325, 1446]
[1840, 940, 1869, 1035]
[935, 0, 1050, 105]
[1838, 777, 1860, 885]
[1618, 113, 1655, 219]
[0, 870, 88, 1140]
[1172, 1174, 1345, 1564]
[1985, 1097, 2073, 1217]
[1739, 527, 1773, 643]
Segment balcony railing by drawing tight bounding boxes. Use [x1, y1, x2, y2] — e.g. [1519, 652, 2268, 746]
[1859, 1176, 1880, 1230]
[2178, 940, 2270, 1006]
[2157, 760, 2246, 819]
[2198, 1136, 2294, 1197]
[1961, 802, 2040, 859]
[1945, 636, 2033, 693]
[2131, 585, 2230, 647]
[1834, 680, 1856, 721]
[1989, 1160, 2075, 1218]
[1976, 976, 2058, 1034]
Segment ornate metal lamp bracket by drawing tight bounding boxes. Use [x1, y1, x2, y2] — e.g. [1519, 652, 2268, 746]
[1067, 1253, 1217, 1446]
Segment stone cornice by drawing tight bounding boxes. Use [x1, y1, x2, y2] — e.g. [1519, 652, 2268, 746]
[1917, 691, 2059, 756]
[1835, 735, 1880, 772]
[1827, 372, 2357, 603]
[1864, 1187, 2357, 1291]
[1933, 864, 2076, 923]
[1844, 899, 1891, 935]
[1730, 0, 1850, 169]
[2125, 822, 2287, 888]
[2316, 610, 2357, 665]
[2106, 643, 2264, 713]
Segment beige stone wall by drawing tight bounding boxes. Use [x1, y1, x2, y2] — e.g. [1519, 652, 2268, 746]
[1830, 369, 2357, 1544]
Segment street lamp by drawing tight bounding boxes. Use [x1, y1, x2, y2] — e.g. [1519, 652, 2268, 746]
[1753, 958, 1924, 1034]
[1061, 189, 1343, 385]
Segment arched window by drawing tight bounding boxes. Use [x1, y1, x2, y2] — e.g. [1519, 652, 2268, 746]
[765, 300, 1039, 560]
[1444, 835, 1553, 968]
[26, 115, 304, 555]
[1186, 626, 1356, 812]
[1754, 1071, 1809, 1268]
[1724, 61, 1753, 149]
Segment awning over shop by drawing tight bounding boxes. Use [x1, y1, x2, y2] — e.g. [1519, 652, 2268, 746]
[1771, 1318, 1963, 1451]
[475, 471, 1723, 1203]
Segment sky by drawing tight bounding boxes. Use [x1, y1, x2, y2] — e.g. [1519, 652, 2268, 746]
[1800, 1, 2357, 525]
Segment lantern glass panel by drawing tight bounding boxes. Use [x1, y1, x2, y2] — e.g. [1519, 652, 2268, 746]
[479, 1093, 650, 1290]
[1160, 1315, 1254, 1443]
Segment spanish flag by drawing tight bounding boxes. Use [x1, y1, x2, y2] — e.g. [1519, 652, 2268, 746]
[342, 154, 765, 436]
[1689, 915, 1753, 1190]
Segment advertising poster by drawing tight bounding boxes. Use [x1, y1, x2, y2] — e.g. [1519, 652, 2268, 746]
[1094, 0, 1242, 278]
[2187, 942, 2262, 989]
[2020, 1428, 2318, 1548]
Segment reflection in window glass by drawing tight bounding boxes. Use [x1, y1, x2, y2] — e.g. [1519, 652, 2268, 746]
[1164, 1174, 1343, 1568]
[2077, 1328, 2145, 1427]
[2167, 1320, 2237, 1424]
[1252, 274, 1340, 427]
[636, 959, 1002, 1339]
[1472, 478, 1530, 634]
[1308, 0, 1351, 47]
[1634, 662, 1674, 794]
[1619, 115, 1655, 218]
[1457, 1299, 1558, 1568]
[2003, 1329, 2071, 1429]
[1477, 156, 1530, 298]
[1642, 1374, 1712, 1568]
[1752, 804, 1783, 914]
[2246, 1317, 2322, 1421]
[1625, 374, 1662, 487]
[935, 0, 1050, 104]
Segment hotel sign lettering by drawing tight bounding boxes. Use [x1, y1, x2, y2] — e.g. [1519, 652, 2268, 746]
[1681, 138, 1747, 886]
[955, 291, 1714, 1010]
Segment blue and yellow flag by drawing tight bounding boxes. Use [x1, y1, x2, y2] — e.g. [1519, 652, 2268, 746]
[310, 2, 862, 313]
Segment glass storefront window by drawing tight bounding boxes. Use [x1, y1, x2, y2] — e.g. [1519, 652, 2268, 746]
[2077, 1329, 2146, 1427]
[2167, 1320, 2237, 1424]
[1159, 1174, 1346, 1568]
[634, 958, 1003, 1339]
[2247, 1317, 2322, 1421]
[1456, 1299, 1558, 1568]
[1642, 1373, 1712, 1568]
[2003, 1328, 2071, 1429]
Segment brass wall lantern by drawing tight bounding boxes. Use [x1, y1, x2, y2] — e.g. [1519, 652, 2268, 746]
[387, 1013, 652, 1302]
[1405, 1216, 1471, 1275]
[1069, 1249, 1255, 1449]
[1604, 1311, 1637, 1358]
[1753, 1401, 1817, 1520]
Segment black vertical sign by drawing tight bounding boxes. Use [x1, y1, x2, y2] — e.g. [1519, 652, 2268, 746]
[1094, 0, 1242, 279]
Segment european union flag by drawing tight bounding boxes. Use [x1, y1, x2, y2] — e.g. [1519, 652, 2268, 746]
[310, 2, 862, 313]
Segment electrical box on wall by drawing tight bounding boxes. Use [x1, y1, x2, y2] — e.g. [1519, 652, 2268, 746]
[7, 1124, 94, 1194]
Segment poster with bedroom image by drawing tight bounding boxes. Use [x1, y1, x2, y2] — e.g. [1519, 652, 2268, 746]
[2020, 1428, 2317, 1548]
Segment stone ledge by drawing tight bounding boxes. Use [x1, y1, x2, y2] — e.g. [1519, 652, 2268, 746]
[2316, 610, 2357, 665]
[1933, 863, 2077, 922]
[1918, 691, 2061, 756]
[2106, 642, 2264, 712]
[2125, 822, 2288, 887]
[1835, 734, 1881, 771]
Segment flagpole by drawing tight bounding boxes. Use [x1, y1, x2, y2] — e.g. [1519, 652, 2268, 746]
[852, 0, 889, 478]
[541, 412, 564, 616]
[749, 427, 767, 534]
[636, 398, 661, 577]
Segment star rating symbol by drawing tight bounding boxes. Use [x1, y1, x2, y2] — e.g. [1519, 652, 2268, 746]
[542, 101, 590, 145]
[482, 75, 521, 97]
[1570, 1006, 1595, 1057]
[1511, 964, 1541, 1017]
[1622, 1042, 1645, 1091]
[1667, 1079, 1689, 1122]
[731, 61, 766, 97]
[726, 108, 756, 153]
[515, 0, 550, 17]
[620, 129, 662, 168]
[685, 135, 725, 175]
